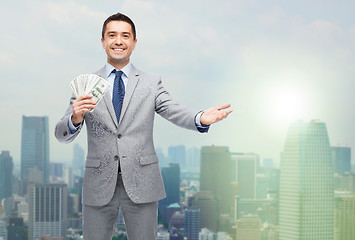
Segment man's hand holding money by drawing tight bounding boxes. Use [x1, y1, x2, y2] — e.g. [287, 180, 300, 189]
[70, 74, 110, 126]
[71, 94, 96, 126]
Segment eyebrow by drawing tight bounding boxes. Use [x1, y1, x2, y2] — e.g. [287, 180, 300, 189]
[106, 31, 131, 36]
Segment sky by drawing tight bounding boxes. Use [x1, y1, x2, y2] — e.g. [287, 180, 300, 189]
[0, 0, 354, 166]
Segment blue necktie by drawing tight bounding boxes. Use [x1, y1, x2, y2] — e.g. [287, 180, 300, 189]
[112, 70, 125, 123]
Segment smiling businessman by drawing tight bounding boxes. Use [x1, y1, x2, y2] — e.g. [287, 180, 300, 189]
[55, 12, 232, 240]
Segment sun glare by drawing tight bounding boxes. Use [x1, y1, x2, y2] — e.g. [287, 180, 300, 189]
[268, 86, 307, 124]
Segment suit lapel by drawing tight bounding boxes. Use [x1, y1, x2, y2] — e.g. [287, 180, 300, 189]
[95, 67, 119, 128]
[119, 65, 140, 123]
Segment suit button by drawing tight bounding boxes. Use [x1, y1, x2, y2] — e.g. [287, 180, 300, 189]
[114, 155, 119, 161]
[117, 134, 122, 139]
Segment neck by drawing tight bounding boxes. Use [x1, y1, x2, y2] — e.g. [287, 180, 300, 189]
[107, 59, 130, 70]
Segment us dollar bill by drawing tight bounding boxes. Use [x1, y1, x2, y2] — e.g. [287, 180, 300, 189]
[70, 74, 110, 104]
[88, 77, 110, 104]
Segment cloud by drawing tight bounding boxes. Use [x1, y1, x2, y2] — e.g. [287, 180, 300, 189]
[258, 7, 286, 27]
[34, 1, 107, 25]
[0, 51, 13, 65]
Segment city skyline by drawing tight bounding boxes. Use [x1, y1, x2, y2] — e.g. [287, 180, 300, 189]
[0, 0, 354, 166]
[0, 119, 354, 239]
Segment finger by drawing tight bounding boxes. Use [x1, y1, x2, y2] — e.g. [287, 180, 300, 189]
[217, 103, 231, 110]
[76, 104, 96, 111]
[75, 99, 96, 106]
[73, 100, 96, 109]
[74, 104, 96, 114]
[225, 109, 233, 115]
[77, 94, 93, 101]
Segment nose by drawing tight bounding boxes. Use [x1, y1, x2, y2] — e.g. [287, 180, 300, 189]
[114, 36, 123, 45]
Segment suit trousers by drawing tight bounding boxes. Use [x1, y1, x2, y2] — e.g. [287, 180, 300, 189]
[82, 174, 158, 240]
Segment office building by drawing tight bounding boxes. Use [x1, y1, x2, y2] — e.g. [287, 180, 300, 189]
[156, 147, 168, 168]
[231, 153, 258, 199]
[263, 158, 274, 168]
[64, 167, 74, 189]
[199, 228, 214, 240]
[21, 116, 49, 183]
[72, 144, 85, 176]
[50, 162, 64, 179]
[28, 183, 67, 240]
[0, 151, 13, 202]
[165, 203, 181, 224]
[7, 217, 25, 240]
[236, 198, 278, 225]
[279, 120, 334, 240]
[236, 215, 261, 240]
[261, 223, 279, 240]
[168, 145, 186, 169]
[334, 172, 355, 192]
[186, 147, 200, 170]
[0, 221, 7, 240]
[200, 146, 231, 214]
[159, 163, 180, 224]
[191, 191, 218, 232]
[332, 146, 351, 175]
[334, 191, 355, 240]
[216, 232, 232, 240]
[169, 211, 185, 230]
[157, 231, 170, 240]
[185, 208, 200, 240]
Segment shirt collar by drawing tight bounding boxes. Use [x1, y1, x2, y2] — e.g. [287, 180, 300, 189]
[105, 62, 132, 79]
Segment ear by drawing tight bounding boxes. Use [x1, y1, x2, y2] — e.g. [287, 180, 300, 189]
[132, 38, 137, 50]
[101, 38, 105, 49]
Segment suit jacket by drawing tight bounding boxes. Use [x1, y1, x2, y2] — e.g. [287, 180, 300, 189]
[55, 65, 202, 206]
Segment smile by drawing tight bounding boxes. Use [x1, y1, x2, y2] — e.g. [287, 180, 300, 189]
[112, 48, 125, 52]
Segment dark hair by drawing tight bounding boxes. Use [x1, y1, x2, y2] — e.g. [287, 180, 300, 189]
[102, 12, 136, 40]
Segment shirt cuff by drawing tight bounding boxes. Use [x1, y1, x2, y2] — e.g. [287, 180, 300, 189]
[68, 114, 82, 134]
[195, 111, 210, 133]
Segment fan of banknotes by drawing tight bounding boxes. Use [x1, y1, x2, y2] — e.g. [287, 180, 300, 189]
[70, 74, 110, 104]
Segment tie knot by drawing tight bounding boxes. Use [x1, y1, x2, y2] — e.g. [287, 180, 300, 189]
[113, 69, 123, 78]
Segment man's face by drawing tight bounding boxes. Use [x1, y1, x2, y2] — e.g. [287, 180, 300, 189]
[101, 20, 137, 69]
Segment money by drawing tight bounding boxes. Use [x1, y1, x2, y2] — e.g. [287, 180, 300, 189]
[70, 74, 110, 105]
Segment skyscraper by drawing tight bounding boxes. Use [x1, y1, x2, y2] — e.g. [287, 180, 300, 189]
[332, 146, 351, 175]
[279, 120, 334, 240]
[72, 143, 85, 176]
[231, 153, 258, 199]
[159, 163, 180, 224]
[334, 191, 355, 240]
[236, 215, 261, 240]
[186, 147, 200, 170]
[168, 145, 186, 169]
[0, 220, 7, 240]
[191, 191, 218, 232]
[50, 162, 64, 179]
[200, 146, 231, 214]
[21, 116, 49, 183]
[185, 208, 200, 240]
[7, 217, 25, 240]
[0, 151, 13, 201]
[28, 183, 67, 240]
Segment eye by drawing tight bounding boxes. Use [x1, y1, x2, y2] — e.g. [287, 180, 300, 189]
[123, 34, 129, 38]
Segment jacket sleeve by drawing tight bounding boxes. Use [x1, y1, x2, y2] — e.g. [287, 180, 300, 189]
[54, 95, 84, 143]
[154, 77, 202, 132]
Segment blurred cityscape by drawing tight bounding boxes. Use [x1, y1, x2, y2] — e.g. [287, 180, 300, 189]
[0, 116, 354, 240]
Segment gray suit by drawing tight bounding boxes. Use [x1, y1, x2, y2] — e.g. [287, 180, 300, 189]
[55, 65, 202, 239]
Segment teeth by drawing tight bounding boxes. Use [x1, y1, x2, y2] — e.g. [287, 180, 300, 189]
[113, 48, 124, 51]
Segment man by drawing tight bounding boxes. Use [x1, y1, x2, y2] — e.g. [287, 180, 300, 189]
[55, 12, 232, 240]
